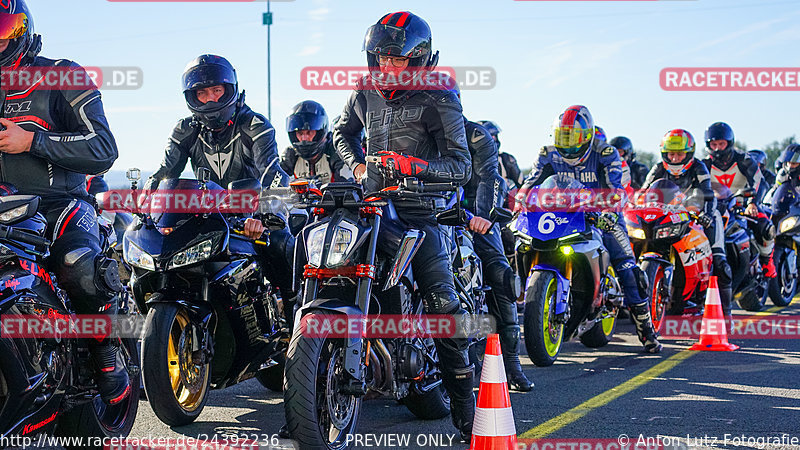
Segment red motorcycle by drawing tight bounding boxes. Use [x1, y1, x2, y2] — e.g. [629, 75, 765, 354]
[624, 181, 713, 331]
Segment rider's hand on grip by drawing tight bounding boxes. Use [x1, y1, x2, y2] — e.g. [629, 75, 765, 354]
[596, 211, 618, 232]
[375, 151, 428, 178]
[694, 212, 713, 228]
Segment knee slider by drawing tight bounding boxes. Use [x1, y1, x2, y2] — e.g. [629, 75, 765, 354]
[422, 290, 460, 314]
[61, 248, 123, 301]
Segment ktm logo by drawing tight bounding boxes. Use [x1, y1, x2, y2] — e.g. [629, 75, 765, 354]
[5, 101, 32, 114]
[715, 173, 736, 188]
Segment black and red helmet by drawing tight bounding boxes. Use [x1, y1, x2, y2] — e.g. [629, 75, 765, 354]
[0, 0, 39, 68]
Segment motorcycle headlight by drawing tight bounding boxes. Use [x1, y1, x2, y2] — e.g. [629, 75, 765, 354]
[326, 221, 358, 267]
[168, 239, 213, 269]
[655, 224, 682, 239]
[306, 225, 327, 267]
[0, 205, 29, 224]
[124, 239, 155, 271]
[780, 216, 798, 233]
[305, 221, 359, 268]
[629, 228, 646, 240]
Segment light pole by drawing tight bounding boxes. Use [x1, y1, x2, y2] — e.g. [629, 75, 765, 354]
[263, 0, 272, 121]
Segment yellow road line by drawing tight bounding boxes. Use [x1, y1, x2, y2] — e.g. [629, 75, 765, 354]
[520, 303, 795, 440]
[519, 350, 695, 439]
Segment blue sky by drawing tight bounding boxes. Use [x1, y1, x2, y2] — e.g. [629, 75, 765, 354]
[36, 0, 800, 173]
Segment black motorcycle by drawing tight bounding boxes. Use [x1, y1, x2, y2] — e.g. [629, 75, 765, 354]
[766, 182, 800, 307]
[715, 185, 769, 311]
[0, 188, 140, 447]
[122, 169, 286, 426]
[283, 178, 477, 450]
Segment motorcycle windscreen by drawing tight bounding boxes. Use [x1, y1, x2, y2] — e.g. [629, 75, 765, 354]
[383, 229, 425, 291]
[514, 211, 586, 241]
[148, 178, 224, 229]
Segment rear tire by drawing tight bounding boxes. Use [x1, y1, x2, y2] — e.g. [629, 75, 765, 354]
[579, 315, 616, 348]
[56, 338, 141, 448]
[523, 271, 564, 367]
[255, 353, 285, 392]
[402, 384, 450, 420]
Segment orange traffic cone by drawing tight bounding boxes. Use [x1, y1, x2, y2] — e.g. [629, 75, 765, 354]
[689, 276, 739, 351]
[470, 334, 518, 450]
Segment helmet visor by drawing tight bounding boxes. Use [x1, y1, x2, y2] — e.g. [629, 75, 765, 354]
[553, 124, 592, 154]
[182, 63, 237, 92]
[363, 23, 430, 58]
[0, 12, 28, 40]
[286, 112, 328, 132]
[661, 134, 693, 153]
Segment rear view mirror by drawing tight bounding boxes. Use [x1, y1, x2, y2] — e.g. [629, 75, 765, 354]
[490, 207, 513, 224]
[436, 208, 468, 227]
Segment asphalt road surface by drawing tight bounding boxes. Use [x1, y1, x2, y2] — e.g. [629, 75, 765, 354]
[45, 299, 800, 449]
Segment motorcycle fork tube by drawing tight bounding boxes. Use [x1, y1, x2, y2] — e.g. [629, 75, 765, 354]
[344, 214, 381, 385]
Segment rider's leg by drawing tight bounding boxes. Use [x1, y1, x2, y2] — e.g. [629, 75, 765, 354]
[473, 224, 533, 391]
[602, 221, 662, 353]
[47, 201, 130, 405]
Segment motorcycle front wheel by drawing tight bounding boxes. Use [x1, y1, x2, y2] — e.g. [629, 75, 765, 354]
[523, 271, 564, 367]
[768, 246, 797, 307]
[284, 312, 361, 450]
[141, 303, 211, 426]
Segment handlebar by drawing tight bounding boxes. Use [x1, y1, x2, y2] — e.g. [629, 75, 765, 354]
[0, 224, 51, 248]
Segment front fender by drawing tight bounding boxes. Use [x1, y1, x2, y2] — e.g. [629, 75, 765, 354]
[528, 264, 570, 317]
[296, 298, 365, 382]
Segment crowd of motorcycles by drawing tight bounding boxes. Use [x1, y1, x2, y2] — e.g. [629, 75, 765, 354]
[1, 143, 798, 450]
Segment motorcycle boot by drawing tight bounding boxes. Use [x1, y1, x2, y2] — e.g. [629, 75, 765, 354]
[629, 303, 663, 353]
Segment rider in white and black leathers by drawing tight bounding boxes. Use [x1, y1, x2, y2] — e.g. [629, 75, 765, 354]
[702, 121, 776, 278]
[146, 55, 297, 304]
[640, 129, 733, 321]
[519, 105, 662, 353]
[280, 101, 353, 183]
[333, 11, 475, 441]
[0, 0, 130, 405]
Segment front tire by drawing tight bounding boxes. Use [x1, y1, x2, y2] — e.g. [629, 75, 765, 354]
[523, 271, 564, 367]
[284, 312, 361, 450]
[141, 303, 211, 426]
[56, 337, 141, 448]
[769, 247, 797, 307]
[642, 261, 669, 333]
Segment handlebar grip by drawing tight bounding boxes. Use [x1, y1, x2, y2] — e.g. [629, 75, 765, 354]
[0, 224, 51, 248]
[419, 182, 459, 192]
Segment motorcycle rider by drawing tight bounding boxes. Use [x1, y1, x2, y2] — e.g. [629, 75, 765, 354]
[518, 105, 662, 354]
[610, 136, 648, 189]
[476, 120, 522, 258]
[280, 100, 354, 183]
[476, 120, 524, 191]
[702, 122, 776, 278]
[146, 54, 297, 304]
[449, 83, 533, 392]
[640, 129, 734, 324]
[332, 11, 475, 441]
[0, 0, 129, 404]
[748, 149, 776, 188]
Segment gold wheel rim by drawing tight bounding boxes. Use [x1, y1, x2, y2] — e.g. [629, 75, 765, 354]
[166, 309, 209, 411]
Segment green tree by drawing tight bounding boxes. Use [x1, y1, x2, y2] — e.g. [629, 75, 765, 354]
[637, 150, 657, 168]
[763, 135, 797, 169]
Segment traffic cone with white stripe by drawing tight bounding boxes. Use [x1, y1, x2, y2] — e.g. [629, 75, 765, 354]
[689, 276, 739, 351]
[470, 333, 518, 449]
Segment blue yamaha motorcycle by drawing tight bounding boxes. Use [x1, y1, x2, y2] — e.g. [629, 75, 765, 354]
[511, 176, 622, 366]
